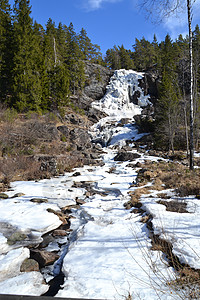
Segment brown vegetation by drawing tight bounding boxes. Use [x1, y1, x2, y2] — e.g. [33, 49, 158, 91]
[134, 159, 200, 197]
[0, 107, 93, 191]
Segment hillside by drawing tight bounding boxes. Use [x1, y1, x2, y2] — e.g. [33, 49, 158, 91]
[0, 62, 112, 190]
[0, 68, 200, 299]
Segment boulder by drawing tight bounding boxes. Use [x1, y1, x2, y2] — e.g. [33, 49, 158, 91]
[47, 208, 70, 225]
[20, 258, 40, 272]
[114, 151, 141, 162]
[70, 128, 92, 149]
[25, 121, 59, 141]
[37, 156, 57, 175]
[75, 198, 86, 205]
[52, 230, 68, 237]
[30, 250, 59, 268]
[30, 198, 48, 204]
[57, 125, 69, 137]
[7, 231, 27, 245]
[84, 61, 113, 101]
[0, 193, 9, 199]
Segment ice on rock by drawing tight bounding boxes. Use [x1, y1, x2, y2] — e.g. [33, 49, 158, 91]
[0, 247, 29, 282]
[90, 69, 151, 147]
[92, 69, 151, 118]
[0, 272, 49, 295]
[0, 198, 62, 241]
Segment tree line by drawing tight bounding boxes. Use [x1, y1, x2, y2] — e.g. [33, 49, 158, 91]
[0, 0, 103, 112]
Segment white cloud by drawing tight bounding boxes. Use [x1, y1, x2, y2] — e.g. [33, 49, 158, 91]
[85, 0, 122, 11]
[88, 0, 103, 9]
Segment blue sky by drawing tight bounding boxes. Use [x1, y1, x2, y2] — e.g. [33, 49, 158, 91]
[9, 0, 200, 55]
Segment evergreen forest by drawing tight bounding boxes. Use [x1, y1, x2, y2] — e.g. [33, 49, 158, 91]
[1, 0, 200, 152]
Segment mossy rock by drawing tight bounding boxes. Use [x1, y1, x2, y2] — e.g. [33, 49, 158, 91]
[7, 232, 27, 245]
[30, 198, 48, 203]
[0, 193, 9, 199]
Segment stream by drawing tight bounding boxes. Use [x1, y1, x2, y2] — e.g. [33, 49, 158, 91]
[0, 69, 179, 299]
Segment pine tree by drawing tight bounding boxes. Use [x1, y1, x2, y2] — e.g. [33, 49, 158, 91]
[48, 64, 70, 110]
[78, 28, 91, 60]
[155, 69, 180, 152]
[0, 0, 13, 103]
[105, 46, 121, 70]
[43, 20, 70, 110]
[65, 22, 85, 94]
[152, 34, 161, 68]
[12, 0, 42, 111]
[118, 45, 135, 69]
[44, 18, 57, 71]
[78, 28, 102, 63]
[160, 34, 176, 71]
[56, 22, 67, 63]
[133, 37, 156, 70]
[31, 21, 46, 110]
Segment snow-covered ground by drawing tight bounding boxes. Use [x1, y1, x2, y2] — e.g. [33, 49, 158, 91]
[0, 69, 200, 299]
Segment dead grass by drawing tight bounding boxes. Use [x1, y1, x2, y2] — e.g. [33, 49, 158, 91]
[128, 158, 200, 299]
[157, 200, 188, 213]
[0, 107, 93, 187]
[135, 160, 200, 198]
[124, 187, 151, 209]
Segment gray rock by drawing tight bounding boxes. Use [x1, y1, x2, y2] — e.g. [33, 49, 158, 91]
[37, 156, 57, 175]
[69, 62, 113, 123]
[84, 61, 113, 101]
[57, 125, 69, 137]
[7, 231, 27, 245]
[20, 258, 40, 272]
[114, 151, 141, 162]
[70, 128, 92, 149]
[30, 198, 48, 203]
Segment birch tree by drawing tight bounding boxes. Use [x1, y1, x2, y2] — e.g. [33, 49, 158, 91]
[141, 0, 194, 169]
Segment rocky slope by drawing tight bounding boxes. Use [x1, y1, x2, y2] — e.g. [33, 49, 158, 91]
[0, 63, 160, 191]
[0, 62, 114, 190]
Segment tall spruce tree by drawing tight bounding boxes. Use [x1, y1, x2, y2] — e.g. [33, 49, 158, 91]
[43, 20, 70, 110]
[160, 34, 175, 71]
[0, 0, 13, 103]
[105, 46, 121, 70]
[65, 22, 85, 94]
[118, 45, 135, 69]
[156, 69, 180, 152]
[133, 37, 157, 70]
[44, 18, 57, 71]
[12, 0, 42, 111]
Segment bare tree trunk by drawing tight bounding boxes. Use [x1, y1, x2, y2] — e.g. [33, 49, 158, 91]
[187, 0, 194, 170]
[183, 89, 189, 156]
[53, 37, 57, 67]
